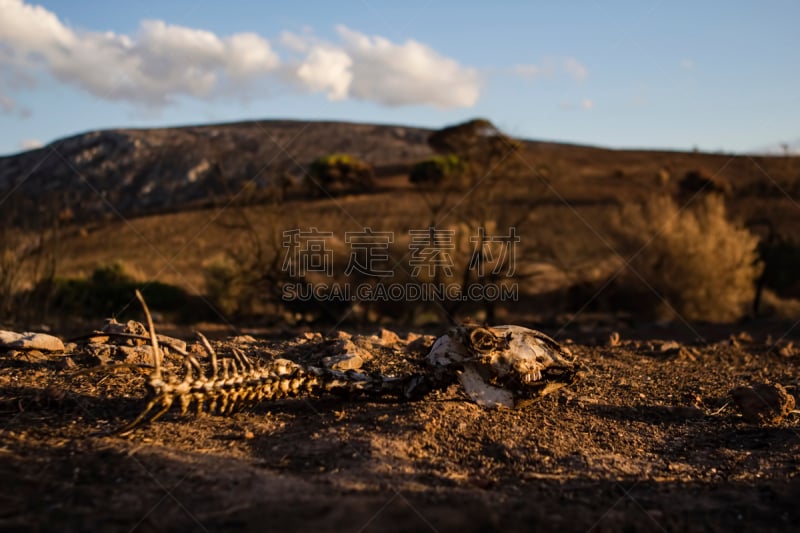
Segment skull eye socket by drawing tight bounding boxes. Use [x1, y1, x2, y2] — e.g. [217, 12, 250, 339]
[469, 328, 499, 353]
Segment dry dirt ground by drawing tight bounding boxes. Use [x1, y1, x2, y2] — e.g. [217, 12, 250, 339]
[0, 323, 799, 532]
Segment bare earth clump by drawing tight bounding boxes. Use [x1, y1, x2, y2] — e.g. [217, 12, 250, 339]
[0, 323, 799, 532]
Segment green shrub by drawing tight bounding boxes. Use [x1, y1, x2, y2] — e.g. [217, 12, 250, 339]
[409, 154, 467, 189]
[612, 195, 762, 322]
[305, 153, 374, 197]
[47, 262, 189, 319]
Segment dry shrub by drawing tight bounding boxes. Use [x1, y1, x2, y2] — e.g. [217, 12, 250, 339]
[758, 289, 800, 319]
[203, 256, 253, 317]
[613, 194, 762, 322]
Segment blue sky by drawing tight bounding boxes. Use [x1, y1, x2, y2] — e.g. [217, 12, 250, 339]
[1, 0, 798, 156]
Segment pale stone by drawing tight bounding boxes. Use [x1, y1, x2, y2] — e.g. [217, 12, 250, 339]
[0, 330, 65, 353]
[322, 353, 364, 371]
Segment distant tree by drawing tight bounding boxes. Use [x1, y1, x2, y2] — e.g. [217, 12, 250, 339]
[427, 118, 521, 173]
[305, 153, 374, 197]
[678, 169, 732, 197]
[406, 119, 535, 324]
[409, 154, 467, 189]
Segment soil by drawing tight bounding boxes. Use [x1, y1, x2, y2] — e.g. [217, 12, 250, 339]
[1, 323, 799, 532]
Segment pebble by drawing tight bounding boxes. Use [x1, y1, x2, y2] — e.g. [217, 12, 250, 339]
[322, 353, 364, 371]
[658, 341, 681, 353]
[230, 335, 257, 344]
[0, 330, 65, 353]
[777, 342, 795, 358]
[730, 383, 796, 424]
[375, 328, 400, 347]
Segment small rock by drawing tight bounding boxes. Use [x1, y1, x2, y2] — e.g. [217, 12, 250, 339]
[777, 342, 795, 358]
[326, 338, 365, 358]
[730, 383, 796, 425]
[405, 332, 421, 343]
[303, 332, 322, 341]
[659, 341, 681, 353]
[85, 335, 111, 344]
[0, 330, 65, 353]
[102, 319, 147, 338]
[321, 353, 364, 371]
[405, 334, 436, 354]
[81, 343, 115, 364]
[17, 350, 49, 363]
[330, 330, 352, 341]
[375, 328, 400, 347]
[230, 335, 257, 344]
[117, 345, 156, 365]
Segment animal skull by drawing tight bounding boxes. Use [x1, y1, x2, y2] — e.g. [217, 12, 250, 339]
[427, 325, 584, 408]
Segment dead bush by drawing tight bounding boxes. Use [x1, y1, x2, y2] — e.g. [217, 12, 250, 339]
[203, 256, 256, 317]
[678, 168, 732, 197]
[612, 195, 762, 322]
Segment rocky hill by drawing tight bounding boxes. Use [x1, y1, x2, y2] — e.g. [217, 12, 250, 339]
[2, 118, 798, 233]
[0, 120, 434, 223]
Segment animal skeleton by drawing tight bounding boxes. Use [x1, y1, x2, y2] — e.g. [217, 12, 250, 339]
[114, 291, 584, 434]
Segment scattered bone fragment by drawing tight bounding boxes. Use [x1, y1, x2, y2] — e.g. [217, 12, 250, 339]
[607, 332, 621, 347]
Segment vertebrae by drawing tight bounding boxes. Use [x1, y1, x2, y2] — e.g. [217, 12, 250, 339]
[118, 295, 407, 434]
[111, 291, 584, 434]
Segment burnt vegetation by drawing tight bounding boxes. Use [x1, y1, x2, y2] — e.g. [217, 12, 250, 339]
[0, 118, 798, 328]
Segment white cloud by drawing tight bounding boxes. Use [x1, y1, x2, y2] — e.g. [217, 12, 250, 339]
[335, 26, 480, 108]
[511, 57, 588, 83]
[680, 59, 695, 70]
[281, 26, 480, 108]
[0, 1, 280, 106]
[296, 46, 353, 101]
[563, 57, 588, 82]
[0, 0, 481, 110]
[19, 138, 43, 150]
[581, 98, 594, 110]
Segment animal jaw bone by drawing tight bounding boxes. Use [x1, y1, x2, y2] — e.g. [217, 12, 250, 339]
[427, 325, 585, 408]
